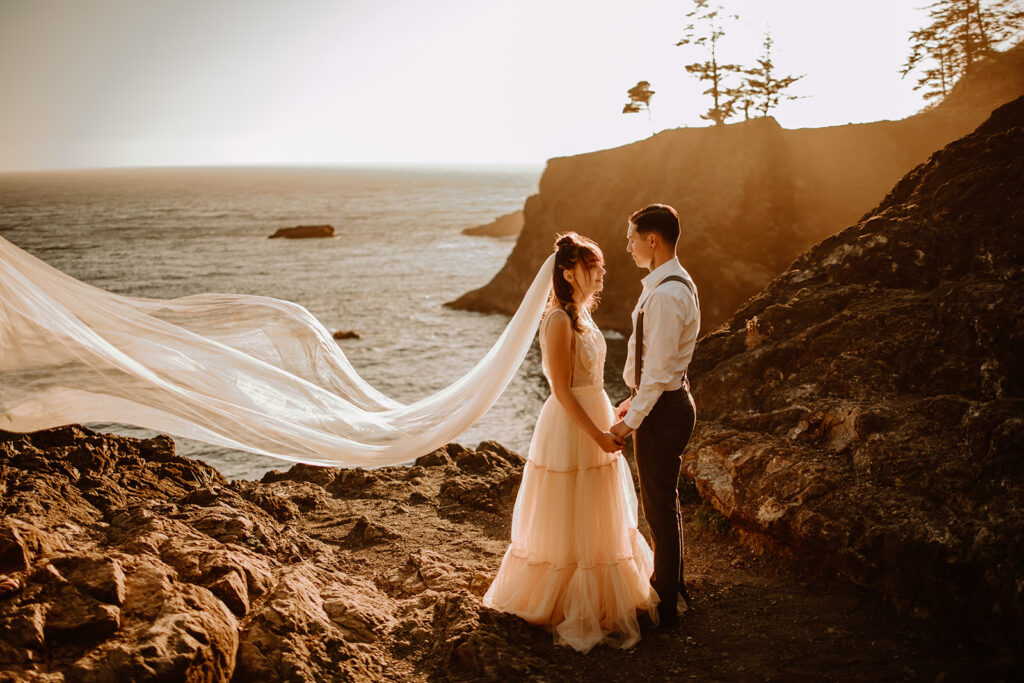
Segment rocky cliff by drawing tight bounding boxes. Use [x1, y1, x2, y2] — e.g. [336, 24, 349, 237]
[683, 95, 1024, 655]
[450, 47, 1024, 334]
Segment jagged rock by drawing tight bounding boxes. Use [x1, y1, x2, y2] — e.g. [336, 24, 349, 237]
[208, 569, 249, 617]
[48, 555, 125, 605]
[267, 224, 335, 239]
[235, 564, 386, 682]
[684, 96, 1024, 650]
[475, 440, 525, 467]
[261, 462, 339, 488]
[440, 467, 523, 514]
[327, 467, 391, 499]
[346, 515, 400, 546]
[431, 590, 565, 682]
[0, 520, 67, 572]
[415, 447, 455, 468]
[380, 550, 492, 598]
[43, 592, 120, 645]
[232, 480, 310, 521]
[66, 563, 238, 682]
[0, 603, 44, 651]
[158, 537, 275, 609]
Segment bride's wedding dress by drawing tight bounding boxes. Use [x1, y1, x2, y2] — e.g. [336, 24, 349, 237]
[483, 308, 658, 652]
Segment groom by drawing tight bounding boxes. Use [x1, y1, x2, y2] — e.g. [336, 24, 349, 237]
[611, 203, 700, 628]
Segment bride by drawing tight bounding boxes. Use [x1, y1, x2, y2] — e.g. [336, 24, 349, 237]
[483, 233, 658, 652]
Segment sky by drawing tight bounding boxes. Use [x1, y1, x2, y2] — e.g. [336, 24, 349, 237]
[0, 0, 935, 171]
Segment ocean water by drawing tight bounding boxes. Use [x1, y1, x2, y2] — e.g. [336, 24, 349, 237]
[0, 165, 580, 479]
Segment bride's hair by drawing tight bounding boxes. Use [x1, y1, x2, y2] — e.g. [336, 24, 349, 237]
[550, 232, 603, 333]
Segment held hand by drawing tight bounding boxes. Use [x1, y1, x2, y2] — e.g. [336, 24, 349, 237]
[594, 431, 624, 453]
[610, 420, 633, 441]
[614, 397, 631, 421]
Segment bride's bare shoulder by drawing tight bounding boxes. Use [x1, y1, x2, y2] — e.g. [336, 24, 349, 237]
[542, 306, 570, 329]
[541, 306, 572, 339]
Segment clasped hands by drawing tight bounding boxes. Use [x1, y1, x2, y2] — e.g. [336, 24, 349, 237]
[596, 398, 635, 453]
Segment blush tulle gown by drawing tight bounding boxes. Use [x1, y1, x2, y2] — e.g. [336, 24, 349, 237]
[483, 308, 658, 653]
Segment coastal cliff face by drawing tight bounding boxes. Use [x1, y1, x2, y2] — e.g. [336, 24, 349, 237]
[684, 95, 1024, 650]
[450, 47, 1024, 334]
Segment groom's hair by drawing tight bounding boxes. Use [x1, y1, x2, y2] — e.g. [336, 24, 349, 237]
[629, 204, 679, 246]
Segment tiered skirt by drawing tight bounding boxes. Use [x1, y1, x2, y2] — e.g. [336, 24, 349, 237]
[483, 385, 659, 652]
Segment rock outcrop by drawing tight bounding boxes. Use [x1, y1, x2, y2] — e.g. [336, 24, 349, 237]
[268, 225, 335, 239]
[450, 47, 1024, 334]
[683, 95, 1024, 651]
[462, 209, 525, 238]
[0, 425, 568, 682]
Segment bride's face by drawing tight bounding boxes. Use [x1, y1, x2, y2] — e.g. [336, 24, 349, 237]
[573, 258, 606, 301]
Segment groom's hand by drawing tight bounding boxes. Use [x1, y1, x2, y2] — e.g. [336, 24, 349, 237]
[610, 420, 633, 440]
[614, 397, 631, 421]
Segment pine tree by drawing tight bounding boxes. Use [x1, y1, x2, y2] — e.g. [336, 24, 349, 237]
[902, 0, 1024, 101]
[676, 0, 742, 126]
[623, 80, 656, 134]
[742, 32, 804, 118]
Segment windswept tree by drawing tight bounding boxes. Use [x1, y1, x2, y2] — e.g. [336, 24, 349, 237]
[902, 0, 1024, 101]
[741, 31, 804, 118]
[676, 0, 742, 126]
[623, 80, 656, 134]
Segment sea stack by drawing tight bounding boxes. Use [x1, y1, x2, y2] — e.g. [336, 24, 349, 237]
[268, 225, 335, 239]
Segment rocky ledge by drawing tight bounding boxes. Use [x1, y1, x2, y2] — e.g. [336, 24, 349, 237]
[684, 95, 1024, 652]
[1, 422, 1015, 680]
[0, 425, 558, 682]
[461, 209, 525, 238]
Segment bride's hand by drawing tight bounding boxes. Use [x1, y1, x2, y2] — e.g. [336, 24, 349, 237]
[595, 431, 624, 453]
[614, 397, 631, 420]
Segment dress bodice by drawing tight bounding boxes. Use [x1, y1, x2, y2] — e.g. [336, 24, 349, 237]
[539, 307, 606, 388]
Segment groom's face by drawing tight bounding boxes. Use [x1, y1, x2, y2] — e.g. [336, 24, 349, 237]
[626, 223, 654, 270]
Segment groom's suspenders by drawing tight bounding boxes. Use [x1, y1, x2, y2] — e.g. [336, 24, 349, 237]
[634, 275, 698, 393]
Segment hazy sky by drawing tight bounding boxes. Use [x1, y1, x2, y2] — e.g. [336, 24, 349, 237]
[0, 0, 933, 171]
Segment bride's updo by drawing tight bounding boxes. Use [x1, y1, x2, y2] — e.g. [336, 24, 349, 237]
[551, 232, 603, 333]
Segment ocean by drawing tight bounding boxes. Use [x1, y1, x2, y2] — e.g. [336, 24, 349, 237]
[0, 165, 626, 480]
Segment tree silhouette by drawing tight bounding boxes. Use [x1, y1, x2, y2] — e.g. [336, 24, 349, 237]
[623, 80, 656, 134]
[741, 32, 804, 118]
[902, 0, 1024, 101]
[676, 0, 742, 126]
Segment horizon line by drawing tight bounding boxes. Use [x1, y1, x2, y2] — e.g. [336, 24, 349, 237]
[0, 160, 550, 175]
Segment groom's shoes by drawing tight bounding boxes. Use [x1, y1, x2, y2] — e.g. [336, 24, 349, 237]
[657, 607, 680, 629]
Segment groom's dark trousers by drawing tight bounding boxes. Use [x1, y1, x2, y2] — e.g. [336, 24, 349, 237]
[634, 385, 696, 615]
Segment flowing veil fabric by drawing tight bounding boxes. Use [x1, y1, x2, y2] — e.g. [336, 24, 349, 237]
[0, 235, 554, 467]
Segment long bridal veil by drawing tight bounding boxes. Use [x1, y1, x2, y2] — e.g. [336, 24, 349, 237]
[0, 235, 554, 467]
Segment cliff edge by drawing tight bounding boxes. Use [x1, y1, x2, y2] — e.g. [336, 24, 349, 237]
[450, 47, 1024, 334]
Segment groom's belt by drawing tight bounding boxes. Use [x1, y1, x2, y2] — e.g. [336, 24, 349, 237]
[629, 374, 689, 399]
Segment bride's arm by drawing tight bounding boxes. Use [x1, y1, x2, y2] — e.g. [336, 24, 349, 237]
[544, 313, 622, 454]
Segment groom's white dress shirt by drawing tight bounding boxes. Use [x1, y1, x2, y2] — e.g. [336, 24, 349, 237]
[623, 257, 700, 430]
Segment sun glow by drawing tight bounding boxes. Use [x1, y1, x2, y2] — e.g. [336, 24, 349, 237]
[0, 0, 933, 171]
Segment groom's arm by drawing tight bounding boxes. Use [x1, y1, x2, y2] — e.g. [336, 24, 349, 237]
[622, 290, 693, 430]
